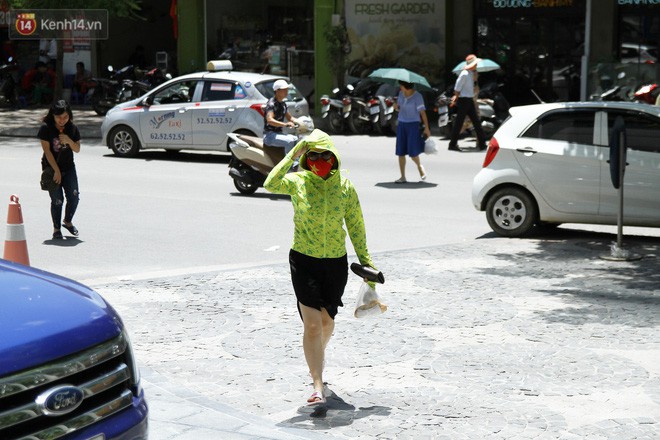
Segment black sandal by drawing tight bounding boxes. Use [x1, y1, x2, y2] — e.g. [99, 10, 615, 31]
[62, 224, 79, 236]
[52, 230, 63, 239]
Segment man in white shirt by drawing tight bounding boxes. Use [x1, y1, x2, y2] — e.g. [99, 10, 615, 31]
[448, 54, 487, 151]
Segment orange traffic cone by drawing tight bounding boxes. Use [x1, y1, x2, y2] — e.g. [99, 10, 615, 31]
[4, 194, 30, 266]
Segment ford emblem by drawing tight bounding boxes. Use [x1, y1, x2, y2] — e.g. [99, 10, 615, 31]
[35, 385, 85, 416]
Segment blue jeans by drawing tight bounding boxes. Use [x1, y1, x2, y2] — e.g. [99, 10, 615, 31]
[263, 131, 298, 155]
[49, 166, 79, 229]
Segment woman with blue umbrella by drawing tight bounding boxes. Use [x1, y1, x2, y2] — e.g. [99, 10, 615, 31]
[393, 80, 431, 183]
[368, 68, 432, 183]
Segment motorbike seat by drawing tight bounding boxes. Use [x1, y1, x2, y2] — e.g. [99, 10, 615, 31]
[262, 144, 285, 164]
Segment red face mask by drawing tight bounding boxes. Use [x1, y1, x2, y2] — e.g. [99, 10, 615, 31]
[306, 154, 335, 178]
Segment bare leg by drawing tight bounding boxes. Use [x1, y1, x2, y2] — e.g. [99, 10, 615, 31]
[299, 302, 333, 395]
[398, 156, 406, 180]
[410, 155, 425, 178]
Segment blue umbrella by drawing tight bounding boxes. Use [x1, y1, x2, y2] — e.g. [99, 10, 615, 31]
[368, 67, 433, 91]
[452, 58, 500, 74]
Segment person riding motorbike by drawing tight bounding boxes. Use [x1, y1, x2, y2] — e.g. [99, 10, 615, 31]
[264, 79, 300, 154]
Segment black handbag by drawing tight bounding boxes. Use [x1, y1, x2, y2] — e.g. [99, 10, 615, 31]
[40, 166, 58, 191]
[40, 148, 61, 192]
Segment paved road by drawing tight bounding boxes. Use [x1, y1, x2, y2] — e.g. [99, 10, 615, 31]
[95, 232, 659, 440]
[2, 108, 659, 439]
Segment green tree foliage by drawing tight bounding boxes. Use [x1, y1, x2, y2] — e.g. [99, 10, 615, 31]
[6, 0, 142, 18]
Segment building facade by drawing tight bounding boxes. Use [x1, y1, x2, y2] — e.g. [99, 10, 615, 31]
[2, 0, 657, 112]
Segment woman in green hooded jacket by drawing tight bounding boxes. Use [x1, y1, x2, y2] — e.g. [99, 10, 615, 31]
[264, 129, 377, 406]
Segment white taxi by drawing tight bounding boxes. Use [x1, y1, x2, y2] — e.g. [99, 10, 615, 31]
[100, 60, 310, 157]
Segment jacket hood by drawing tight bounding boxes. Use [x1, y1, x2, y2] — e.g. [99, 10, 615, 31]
[298, 129, 341, 172]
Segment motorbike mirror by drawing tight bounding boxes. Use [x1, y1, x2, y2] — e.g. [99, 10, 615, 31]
[107, 65, 113, 72]
[617, 72, 626, 80]
[7, 56, 12, 62]
[332, 87, 339, 94]
[347, 84, 355, 91]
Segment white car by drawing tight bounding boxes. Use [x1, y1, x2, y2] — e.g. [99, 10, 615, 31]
[472, 102, 660, 237]
[100, 61, 309, 157]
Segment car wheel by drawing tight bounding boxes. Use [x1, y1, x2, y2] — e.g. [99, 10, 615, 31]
[485, 187, 537, 237]
[109, 125, 141, 158]
[233, 177, 258, 195]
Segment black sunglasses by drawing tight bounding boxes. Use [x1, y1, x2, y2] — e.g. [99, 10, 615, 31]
[307, 150, 333, 161]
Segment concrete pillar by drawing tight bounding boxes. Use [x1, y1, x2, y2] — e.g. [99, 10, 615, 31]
[177, 0, 206, 75]
[314, 0, 337, 117]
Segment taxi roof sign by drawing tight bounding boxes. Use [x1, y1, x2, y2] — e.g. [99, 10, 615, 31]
[207, 60, 233, 72]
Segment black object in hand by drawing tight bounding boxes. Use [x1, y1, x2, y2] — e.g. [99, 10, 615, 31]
[350, 263, 385, 284]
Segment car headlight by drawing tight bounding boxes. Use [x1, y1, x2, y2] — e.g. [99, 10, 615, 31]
[122, 328, 142, 395]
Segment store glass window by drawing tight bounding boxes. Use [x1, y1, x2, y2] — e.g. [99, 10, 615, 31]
[474, 1, 585, 105]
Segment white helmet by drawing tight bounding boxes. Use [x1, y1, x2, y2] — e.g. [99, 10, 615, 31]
[273, 79, 290, 91]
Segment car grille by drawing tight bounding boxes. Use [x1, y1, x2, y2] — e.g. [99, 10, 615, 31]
[0, 333, 135, 440]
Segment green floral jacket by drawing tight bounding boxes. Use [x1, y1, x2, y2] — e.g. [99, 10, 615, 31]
[264, 129, 375, 270]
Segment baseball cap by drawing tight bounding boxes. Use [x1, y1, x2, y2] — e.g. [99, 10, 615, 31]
[273, 79, 290, 91]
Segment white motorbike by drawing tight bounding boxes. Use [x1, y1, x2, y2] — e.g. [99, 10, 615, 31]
[320, 84, 353, 134]
[227, 116, 314, 195]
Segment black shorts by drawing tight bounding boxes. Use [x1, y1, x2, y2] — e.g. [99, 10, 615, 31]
[289, 249, 348, 320]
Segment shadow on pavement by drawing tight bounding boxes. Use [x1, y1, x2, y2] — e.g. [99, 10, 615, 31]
[229, 191, 290, 200]
[375, 181, 438, 189]
[103, 151, 231, 164]
[42, 237, 83, 247]
[280, 389, 391, 430]
[478, 227, 660, 327]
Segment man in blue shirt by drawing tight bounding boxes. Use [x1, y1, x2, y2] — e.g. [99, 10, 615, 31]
[448, 54, 487, 151]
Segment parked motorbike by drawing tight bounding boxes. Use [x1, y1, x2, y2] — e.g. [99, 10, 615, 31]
[88, 65, 139, 116]
[346, 79, 381, 135]
[367, 83, 398, 135]
[132, 67, 171, 98]
[0, 57, 18, 107]
[633, 83, 659, 104]
[320, 83, 354, 134]
[596, 72, 635, 102]
[478, 82, 511, 131]
[227, 116, 314, 195]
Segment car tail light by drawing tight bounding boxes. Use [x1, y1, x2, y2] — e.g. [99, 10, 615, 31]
[342, 97, 351, 106]
[250, 103, 265, 116]
[482, 137, 499, 168]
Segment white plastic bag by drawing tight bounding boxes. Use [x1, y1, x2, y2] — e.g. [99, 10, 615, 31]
[424, 137, 438, 154]
[354, 282, 388, 318]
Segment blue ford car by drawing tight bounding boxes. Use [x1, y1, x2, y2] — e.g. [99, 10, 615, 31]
[0, 258, 148, 440]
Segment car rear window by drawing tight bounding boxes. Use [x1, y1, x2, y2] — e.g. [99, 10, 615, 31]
[608, 111, 660, 153]
[256, 80, 304, 102]
[201, 81, 238, 101]
[522, 110, 595, 145]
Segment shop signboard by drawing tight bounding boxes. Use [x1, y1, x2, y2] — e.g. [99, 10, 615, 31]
[344, 0, 445, 85]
